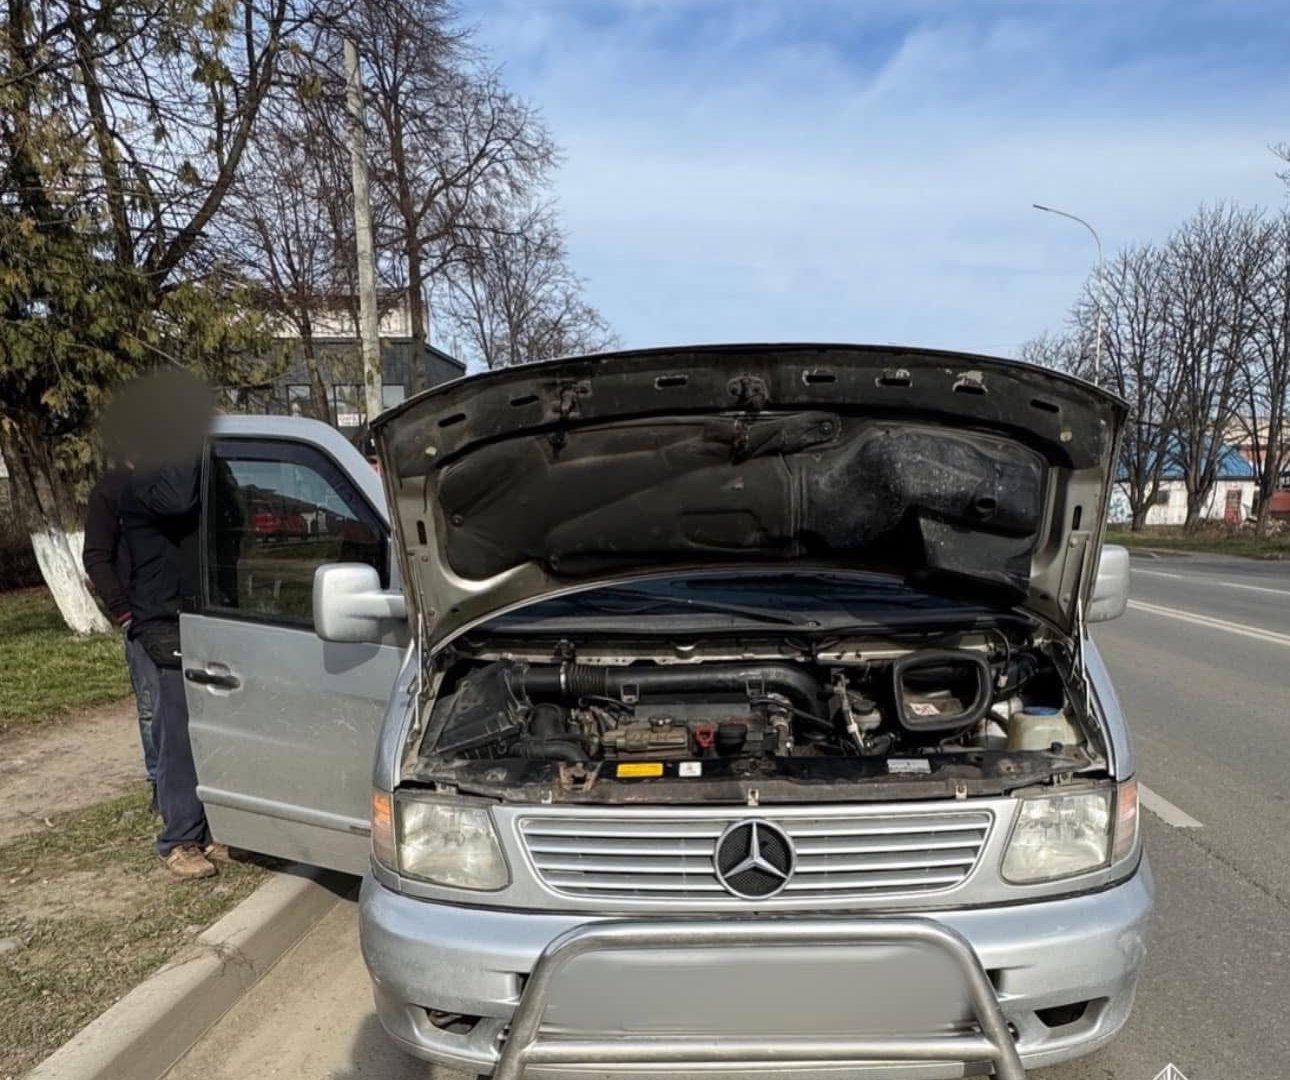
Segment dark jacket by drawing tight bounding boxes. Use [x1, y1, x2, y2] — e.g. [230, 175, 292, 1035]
[120, 460, 201, 667]
[82, 468, 134, 625]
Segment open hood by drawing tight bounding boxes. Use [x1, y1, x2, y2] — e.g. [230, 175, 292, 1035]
[374, 344, 1125, 647]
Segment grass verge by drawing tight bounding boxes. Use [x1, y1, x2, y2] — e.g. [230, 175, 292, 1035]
[1108, 526, 1290, 559]
[0, 786, 275, 1078]
[0, 588, 130, 731]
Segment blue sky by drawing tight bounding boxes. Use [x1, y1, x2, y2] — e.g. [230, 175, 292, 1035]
[453, 0, 1290, 356]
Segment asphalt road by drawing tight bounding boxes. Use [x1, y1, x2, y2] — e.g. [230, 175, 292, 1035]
[167, 552, 1290, 1080]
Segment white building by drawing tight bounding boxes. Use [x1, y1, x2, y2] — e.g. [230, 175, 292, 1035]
[1110, 446, 1257, 527]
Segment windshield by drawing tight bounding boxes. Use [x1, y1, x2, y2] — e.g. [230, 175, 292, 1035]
[482, 570, 996, 634]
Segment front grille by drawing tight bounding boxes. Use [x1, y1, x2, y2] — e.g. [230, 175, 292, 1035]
[517, 808, 992, 902]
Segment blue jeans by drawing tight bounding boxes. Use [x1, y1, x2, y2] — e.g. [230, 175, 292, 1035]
[153, 665, 211, 856]
[124, 633, 159, 782]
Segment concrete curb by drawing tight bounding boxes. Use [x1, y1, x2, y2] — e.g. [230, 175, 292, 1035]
[24, 864, 354, 1080]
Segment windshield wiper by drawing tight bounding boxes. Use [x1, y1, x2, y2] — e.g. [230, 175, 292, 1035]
[585, 588, 815, 627]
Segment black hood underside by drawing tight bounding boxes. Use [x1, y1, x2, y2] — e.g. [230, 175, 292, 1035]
[438, 415, 1044, 603]
[375, 344, 1125, 643]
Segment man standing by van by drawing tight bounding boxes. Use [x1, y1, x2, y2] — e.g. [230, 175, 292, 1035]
[83, 460, 159, 807]
[108, 370, 228, 879]
[120, 454, 231, 879]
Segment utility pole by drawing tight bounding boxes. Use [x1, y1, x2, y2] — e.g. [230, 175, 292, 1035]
[345, 37, 383, 422]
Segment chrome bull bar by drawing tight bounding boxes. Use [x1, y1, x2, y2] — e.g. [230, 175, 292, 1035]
[493, 917, 1026, 1080]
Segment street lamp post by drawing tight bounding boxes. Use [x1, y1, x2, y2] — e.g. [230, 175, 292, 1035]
[1033, 203, 1105, 387]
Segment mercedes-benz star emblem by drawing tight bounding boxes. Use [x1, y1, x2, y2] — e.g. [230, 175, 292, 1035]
[713, 819, 796, 899]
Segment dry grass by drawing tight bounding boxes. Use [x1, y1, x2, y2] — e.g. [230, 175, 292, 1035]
[0, 786, 275, 1078]
[1108, 525, 1290, 559]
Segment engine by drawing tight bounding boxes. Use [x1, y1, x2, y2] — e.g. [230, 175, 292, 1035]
[423, 645, 1080, 766]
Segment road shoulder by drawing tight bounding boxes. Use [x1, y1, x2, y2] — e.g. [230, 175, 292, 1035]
[22, 865, 352, 1080]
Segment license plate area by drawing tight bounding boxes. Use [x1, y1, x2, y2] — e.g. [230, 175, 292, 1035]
[543, 943, 974, 1037]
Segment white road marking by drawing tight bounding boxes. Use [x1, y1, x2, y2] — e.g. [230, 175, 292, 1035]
[1139, 783, 1204, 829]
[1126, 599, 1290, 648]
[1133, 567, 1290, 598]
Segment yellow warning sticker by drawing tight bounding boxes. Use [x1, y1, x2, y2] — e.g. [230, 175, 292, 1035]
[616, 762, 664, 778]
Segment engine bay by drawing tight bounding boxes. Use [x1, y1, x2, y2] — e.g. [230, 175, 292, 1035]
[408, 628, 1103, 803]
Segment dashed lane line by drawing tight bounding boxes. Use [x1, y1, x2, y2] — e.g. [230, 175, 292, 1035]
[1139, 783, 1204, 829]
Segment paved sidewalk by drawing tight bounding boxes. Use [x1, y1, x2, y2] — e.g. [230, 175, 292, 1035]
[166, 897, 471, 1080]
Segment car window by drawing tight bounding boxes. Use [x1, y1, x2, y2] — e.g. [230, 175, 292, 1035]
[205, 438, 386, 627]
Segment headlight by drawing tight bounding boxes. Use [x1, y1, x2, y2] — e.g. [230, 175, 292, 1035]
[395, 794, 509, 890]
[1002, 786, 1114, 884]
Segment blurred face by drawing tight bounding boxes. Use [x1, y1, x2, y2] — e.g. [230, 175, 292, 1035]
[102, 369, 214, 471]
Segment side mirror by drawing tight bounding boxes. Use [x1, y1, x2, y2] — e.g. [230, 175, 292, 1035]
[1087, 544, 1130, 624]
[313, 563, 407, 643]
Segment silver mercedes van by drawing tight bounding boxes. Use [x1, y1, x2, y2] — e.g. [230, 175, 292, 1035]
[182, 344, 1151, 1079]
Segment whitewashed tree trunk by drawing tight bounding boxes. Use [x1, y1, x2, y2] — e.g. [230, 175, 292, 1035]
[30, 526, 110, 634]
[0, 419, 112, 636]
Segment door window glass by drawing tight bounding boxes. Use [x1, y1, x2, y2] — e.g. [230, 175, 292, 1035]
[206, 439, 385, 626]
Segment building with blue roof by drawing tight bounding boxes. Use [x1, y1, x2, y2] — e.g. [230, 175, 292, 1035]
[1110, 442, 1257, 527]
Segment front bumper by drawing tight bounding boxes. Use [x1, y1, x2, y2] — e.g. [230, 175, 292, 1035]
[360, 856, 1153, 1078]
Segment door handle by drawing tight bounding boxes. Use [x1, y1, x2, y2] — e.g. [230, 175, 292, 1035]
[184, 668, 241, 691]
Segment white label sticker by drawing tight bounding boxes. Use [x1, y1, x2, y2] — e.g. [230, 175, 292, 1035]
[887, 758, 932, 775]
[679, 761, 703, 777]
[909, 701, 942, 717]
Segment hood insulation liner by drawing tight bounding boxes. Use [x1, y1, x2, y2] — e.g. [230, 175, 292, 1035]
[437, 414, 1044, 602]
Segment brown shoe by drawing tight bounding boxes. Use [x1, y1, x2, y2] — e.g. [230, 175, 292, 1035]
[203, 842, 233, 865]
[163, 843, 217, 880]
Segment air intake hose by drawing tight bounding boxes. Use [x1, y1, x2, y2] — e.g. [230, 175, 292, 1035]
[520, 662, 824, 713]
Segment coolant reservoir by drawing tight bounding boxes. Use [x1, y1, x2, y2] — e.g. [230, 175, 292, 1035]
[1007, 706, 1081, 751]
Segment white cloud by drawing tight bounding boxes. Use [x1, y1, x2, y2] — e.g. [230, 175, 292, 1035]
[462, 1, 1290, 355]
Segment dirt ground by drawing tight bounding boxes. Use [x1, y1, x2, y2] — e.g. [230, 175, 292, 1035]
[0, 704, 273, 1078]
[0, 698, 144, 845]
[0, 787, 272, 1079]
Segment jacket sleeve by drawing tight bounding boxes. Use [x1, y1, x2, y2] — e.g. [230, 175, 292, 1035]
[130, 459, 201, 519]
[82, 483, 131, 622]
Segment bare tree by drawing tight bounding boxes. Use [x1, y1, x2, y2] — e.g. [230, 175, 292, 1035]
[1235, 211, 1290, 535]
[1017, 329, 1082, 375]
[1163, 206, 1263, 529]
[227, 88, 358, 423]
[1073, 245, 1183, 529]
[1026, 197, 1290, 534]
[345, 0, 558, 390]
[445, 203, 619, 369]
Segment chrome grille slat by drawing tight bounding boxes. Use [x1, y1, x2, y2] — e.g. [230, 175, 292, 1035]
[542, 872, 728, 892]
[519, 809, 992, 902]
[521, 825, 725, 840]
[793, 852, 979, 873]
[783, 821, 988, 837]
[536, 857, 718, 874]
[791, 835, 987, 855]
[783, 870, 968, 891]
[527, 839, 719, 856]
